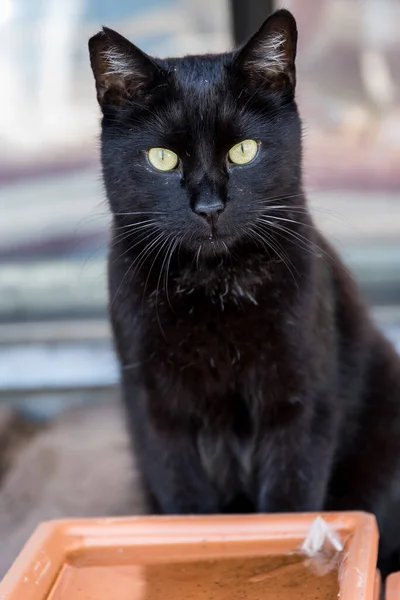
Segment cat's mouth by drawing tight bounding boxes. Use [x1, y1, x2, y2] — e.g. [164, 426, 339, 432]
[190, 216, 242, 253]
[199, 222, 230, 243]
[195, 232, 237, 257]
[201, 219, 221, 243]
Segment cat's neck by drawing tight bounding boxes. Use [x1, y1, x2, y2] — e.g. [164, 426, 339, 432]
[111, 204, 314, 304]
[146, 238, 309, 308]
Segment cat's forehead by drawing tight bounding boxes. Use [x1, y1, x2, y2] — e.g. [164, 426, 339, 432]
[148, 53, 280, 148]
[162, 53, 232, 91]
[156, 53, 240, 132]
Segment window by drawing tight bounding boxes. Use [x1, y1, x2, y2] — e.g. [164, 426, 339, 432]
[1, 0, 399, 416]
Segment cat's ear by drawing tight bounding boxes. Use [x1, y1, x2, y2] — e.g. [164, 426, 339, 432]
[235, 9, 297, 94]
[89, 27, 164, 107]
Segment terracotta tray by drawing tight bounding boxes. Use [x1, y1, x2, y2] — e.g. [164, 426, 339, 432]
[374, 571, 382, 600]
[0, 512, 378, 600]
[386, 572, 400, 599]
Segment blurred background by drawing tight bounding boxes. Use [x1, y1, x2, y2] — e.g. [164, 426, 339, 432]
[0, 0, 400, 573]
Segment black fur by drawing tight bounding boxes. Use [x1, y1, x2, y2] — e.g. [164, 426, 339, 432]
[89, 10, 400, 577]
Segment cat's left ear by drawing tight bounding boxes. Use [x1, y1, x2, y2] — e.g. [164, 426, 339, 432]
[235, 9, 297, 94]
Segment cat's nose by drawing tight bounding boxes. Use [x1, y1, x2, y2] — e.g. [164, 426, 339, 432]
[193, 199, 225, 225]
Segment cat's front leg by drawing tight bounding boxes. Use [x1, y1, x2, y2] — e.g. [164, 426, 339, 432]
[139, 428, 221, 515]
[123, 382, 220, 515]
[255, 396, 337, 514]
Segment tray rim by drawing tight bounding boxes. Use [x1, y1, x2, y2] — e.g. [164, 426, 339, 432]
[0, 511, 378, 600]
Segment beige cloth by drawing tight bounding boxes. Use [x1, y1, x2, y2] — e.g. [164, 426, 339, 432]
[0, 397, 146, 577]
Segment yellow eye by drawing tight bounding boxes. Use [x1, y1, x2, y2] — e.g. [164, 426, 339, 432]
[148, 148, 179, 171]
[228, 139, 258, 165]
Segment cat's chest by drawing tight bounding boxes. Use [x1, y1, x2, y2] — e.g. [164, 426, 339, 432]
[140, 285, 299, 435]
[146, 287, 282, 374]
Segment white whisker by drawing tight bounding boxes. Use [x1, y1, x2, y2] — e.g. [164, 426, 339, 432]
[249, 224, 299, 289]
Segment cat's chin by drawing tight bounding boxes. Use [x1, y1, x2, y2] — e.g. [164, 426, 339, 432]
[190, 236, 237, 258]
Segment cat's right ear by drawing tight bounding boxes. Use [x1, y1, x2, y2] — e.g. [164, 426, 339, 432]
[89, 27, 164, 108]
[235, 9, 298, 95]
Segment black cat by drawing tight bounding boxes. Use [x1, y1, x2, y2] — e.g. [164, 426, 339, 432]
[89, 10, 400, 576]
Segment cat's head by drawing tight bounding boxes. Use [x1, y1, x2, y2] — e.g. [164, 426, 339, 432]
[89, 9, 302, 258]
